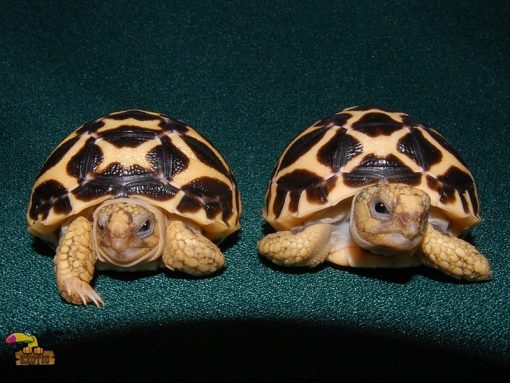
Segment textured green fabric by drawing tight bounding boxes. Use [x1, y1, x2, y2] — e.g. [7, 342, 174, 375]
[1, 0, 509, 380]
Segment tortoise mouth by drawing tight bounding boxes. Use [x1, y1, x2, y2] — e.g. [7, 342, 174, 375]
[100, 246, 152, 265]
[92, 198, 167, 268]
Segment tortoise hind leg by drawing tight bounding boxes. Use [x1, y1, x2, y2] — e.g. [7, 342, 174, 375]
[163, 220, 225, 276]
[420, 224, 491, 281]
[55, 216, 104, 306]
[257, 223, 332, 267]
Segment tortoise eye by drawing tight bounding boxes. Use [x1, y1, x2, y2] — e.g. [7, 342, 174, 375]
[372, 201, 391, 219]
[138, 220, 154, 237]
[374, 202, 388, 214]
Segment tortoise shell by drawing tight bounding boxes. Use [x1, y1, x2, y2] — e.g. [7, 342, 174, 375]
[263, 106, 480, 235]
[27, 110, 241, 242]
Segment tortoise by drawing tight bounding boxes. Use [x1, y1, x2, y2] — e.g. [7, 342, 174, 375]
[27, 109, 241, 306]
[258, 106, 491, 281]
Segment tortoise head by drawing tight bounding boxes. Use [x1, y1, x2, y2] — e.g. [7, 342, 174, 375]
[350, 180, 431, 255]
[92, 198, 166, 267]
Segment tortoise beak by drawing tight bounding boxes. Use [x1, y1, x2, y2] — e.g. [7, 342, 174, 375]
[109, 237, 133, 253]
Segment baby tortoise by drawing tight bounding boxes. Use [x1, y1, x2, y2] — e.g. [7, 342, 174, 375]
[28, 110, 241, 306]
[259, 106, 490, 281]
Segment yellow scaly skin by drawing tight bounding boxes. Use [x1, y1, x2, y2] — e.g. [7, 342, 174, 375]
[421, 224, 491, 280]
[257, 224, 332, 267]
[163, 220, 224, 275]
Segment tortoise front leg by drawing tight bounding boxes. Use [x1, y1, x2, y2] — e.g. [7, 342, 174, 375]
[420, 224, 492, 281]
[55, 216, 104, 306]
[163, 220, 225, 276]
[257, 223, 332, 267]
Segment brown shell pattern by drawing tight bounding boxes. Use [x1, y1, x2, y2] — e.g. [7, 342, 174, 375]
[264, 106, 480, 233]
[27, 110, 241, 241]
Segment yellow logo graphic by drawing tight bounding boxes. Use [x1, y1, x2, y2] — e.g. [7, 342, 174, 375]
[5, 332, 55, 366]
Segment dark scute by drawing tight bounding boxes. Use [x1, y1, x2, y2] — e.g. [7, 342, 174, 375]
[272, 185, 287, 218]
[288, 190, 301, 213]
[98, 162, 154, 177]
[401, 114, 421, 128]
[66, 138, 104, 180]
[179, 177, 234, 221]
[277, 169, 324, 192]
[180, 135, 230, 178]
[159, 115, 189, 133]
[177, 195, 202, 213]
[278, 127, 328, 171]
[397, 129, 442, 171]
[317, 128, 363, 172]
[147, 136, 190, 179]
[37, 135, 81, 177]
[75, 118, 105, 135]
[272, 170, 329, 217]
[351, 112, 403, 137]
[426, 175, 456, 205]
[127, 183, 179, 200]
[344, 154, 422, 187]
[100, 126, 157, 148]
[316, 112, 352, 128]
[425, 127, 470, 169]
[29, 180, 71, 220]
[306, 177, 336, 205]
[72, 182, 112, 201]
[437, 167, 478, 214]
[107, 110, 161, 121]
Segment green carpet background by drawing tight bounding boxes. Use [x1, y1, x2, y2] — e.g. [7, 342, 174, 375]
[1, 0, 509, 380]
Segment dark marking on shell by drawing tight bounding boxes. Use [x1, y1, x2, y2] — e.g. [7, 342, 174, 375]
[178, 177, 233, 221]
[343, 154, 422, 187]
[401, 114, 420, 128]
[100, 126, 157, 148]
[180, 134, 230, 178]
[98, 163, 154, 177]
[146, 136, 189, 179]
[426, 175, 456, 205]
[306, 177, 337, 205]
[316, 112, 352, 128]
[351, 112, 403, 137]
[159, 116, 189, 133]
[37, 135, 81, 177]
[75, 118, 105, 135]
[348, 106, 401, 113]
[66, 138, 103, 180]
[29, 180, 71, 220]
[176, 195, 202, 214]
[108, 110, 161, 121]
[72, 173, 179, 202]
[317, 128, 363, 172]
[425, 127, 470, 169]
[278, 127, 328, 171]
[397, 128, 443, 171]
[437, 166, 478, 214]
[273, 169, 324, 216]
[128, 183, 179, 200]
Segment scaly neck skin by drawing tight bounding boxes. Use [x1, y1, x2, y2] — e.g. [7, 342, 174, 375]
[92, 198, 166, 268]
[349, 181, 430, 256]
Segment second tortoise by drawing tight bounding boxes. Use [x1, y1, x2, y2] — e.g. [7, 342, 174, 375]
[258, 106, 491, 281]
